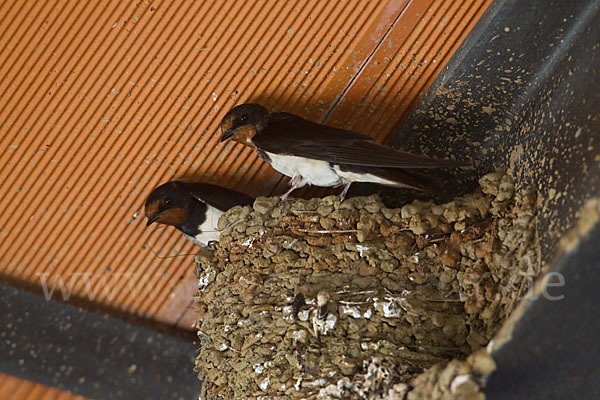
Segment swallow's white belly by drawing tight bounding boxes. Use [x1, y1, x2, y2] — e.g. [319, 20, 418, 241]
[266, 152, 341, 187]
[185, 206, 223, 246]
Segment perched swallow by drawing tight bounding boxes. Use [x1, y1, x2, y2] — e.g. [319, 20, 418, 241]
[219, 103, 467, 199]
[145, 181, 254, 246]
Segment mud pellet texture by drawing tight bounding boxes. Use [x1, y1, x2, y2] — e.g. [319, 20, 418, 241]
[193, 170, 539, 399]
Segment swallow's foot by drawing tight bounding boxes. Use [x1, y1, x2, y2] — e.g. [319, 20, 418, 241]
[279, 186, 296, 211]
[339, 182, 352, 201]
[279, 176, 302, 202]
[279, 190, 292, 202]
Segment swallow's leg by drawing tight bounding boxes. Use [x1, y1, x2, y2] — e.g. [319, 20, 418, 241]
[339, 182, 352, 201]
[280, 187, 295, 202]
[280, 175, 303, 202]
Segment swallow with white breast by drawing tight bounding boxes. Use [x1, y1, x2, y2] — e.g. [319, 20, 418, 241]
[219, 103, 468, 200]
[145, 181, 254, 246]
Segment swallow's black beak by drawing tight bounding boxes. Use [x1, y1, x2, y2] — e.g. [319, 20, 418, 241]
[219, 129, 233, 143]
[146, 214, 160, 226]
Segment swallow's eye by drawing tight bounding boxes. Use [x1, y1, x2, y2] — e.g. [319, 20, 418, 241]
[240, 113, 249, 123]
[164, 198, 172, 206]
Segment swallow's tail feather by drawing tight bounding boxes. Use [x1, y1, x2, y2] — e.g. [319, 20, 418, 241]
[371, 168, 442, 192]
[337, 165, 442, 192]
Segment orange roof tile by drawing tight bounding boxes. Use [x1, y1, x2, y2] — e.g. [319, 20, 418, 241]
[0, 373, 89, 400]
[0, 0, 491, 331]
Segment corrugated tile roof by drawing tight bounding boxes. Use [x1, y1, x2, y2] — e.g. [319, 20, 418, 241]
[0, 0, 491, 397]
[0, 0, 490, 338]
[0, 373, 89, 400]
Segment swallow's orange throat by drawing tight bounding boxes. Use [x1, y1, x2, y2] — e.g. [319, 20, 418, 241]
[145, 200, 188, 226]
[230, 124, 257, 148]
[156, 207, 188, 226]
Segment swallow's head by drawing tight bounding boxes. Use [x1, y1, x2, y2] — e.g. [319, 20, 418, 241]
[219, 103, 269, 146]
[145, 182, 191, 228]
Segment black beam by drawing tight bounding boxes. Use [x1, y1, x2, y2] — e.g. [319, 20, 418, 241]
[486, 224, 600, 398]
[387, 0, 600, 397]
[0, 284, 202, 399]
[387, 0, 600, 259]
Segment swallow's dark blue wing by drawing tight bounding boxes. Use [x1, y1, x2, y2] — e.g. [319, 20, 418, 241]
[254, 112, 466, 169]
[178, 182, 254, 211]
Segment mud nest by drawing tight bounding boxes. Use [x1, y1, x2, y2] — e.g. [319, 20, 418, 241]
[193, 170, 539, 399]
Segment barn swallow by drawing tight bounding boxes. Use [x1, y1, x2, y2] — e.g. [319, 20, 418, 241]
[145, 181, 254, 246]
[219, 103, 467, 199]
